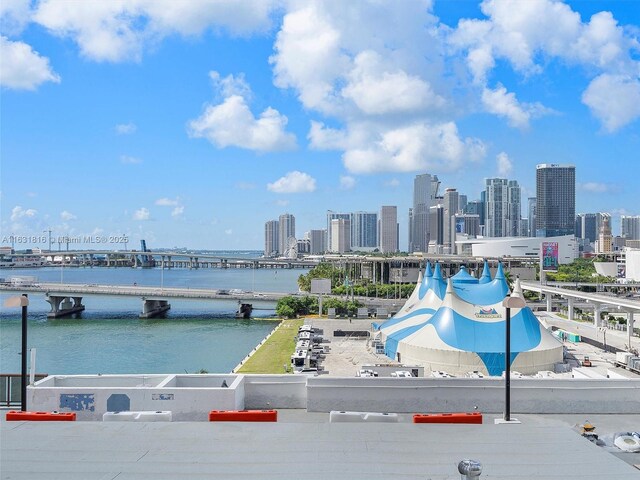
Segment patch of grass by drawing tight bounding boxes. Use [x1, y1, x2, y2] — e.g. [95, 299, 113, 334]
[237, 318, 304, 374]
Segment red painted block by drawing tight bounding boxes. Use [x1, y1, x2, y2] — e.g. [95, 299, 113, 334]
[6, 411, 77, 422]
[208, 410, 278, 422]
[413, 412, 482, 424]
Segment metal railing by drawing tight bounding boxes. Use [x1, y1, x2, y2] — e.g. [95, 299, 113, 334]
[0, 374, 48, 408]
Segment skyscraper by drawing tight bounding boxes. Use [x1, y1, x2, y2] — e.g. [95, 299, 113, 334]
[326, 211, 350, 250]
[410, 173, 440, 252]
[621, 215, 640, 240]
[278, 213, 295, 255]
[379, 206, 399, 253]
[308, 229, 327, 254]
[576, 213, 597, 243]
[507, 180, 521, 236]
[528, 197, 537, 238]
[350, 212, 378, 250]
[264, 220, 279, 257]
[535, 164, 576, 237]
[485, 178, 508, 237]
[330, 218, 350, 253]
[443, 188, 459, 251]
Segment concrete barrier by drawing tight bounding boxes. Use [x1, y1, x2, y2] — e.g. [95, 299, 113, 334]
[103, 411, 172, 422]
[329, 411, 399, 423]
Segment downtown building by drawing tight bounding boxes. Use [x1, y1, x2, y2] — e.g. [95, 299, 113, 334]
[264, 220, 279, 257]
[330, 218, 350, 253]
[278, 213, 296, 256]
[378, 206, 399, 254]
[409, 173, 440, 253]
[350, 212, 378, 251]
[621, 215, 640, 240]
[307, 229, 327, 255]
[484, 178, 521, 237]
[326, 211, 350, 251]
[535, 164, 575, 237]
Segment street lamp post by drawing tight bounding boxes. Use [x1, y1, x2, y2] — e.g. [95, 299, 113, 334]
[4, 294, 29, 411]
[501, 295, 526, 422]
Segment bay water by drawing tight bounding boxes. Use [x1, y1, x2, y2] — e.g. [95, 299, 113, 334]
[0, 259, 302, 375]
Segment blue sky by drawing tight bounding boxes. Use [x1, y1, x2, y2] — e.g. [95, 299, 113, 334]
[1, 0, 639, 250]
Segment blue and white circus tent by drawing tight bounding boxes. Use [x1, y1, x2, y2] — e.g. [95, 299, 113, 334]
[375, 262, 563, 376]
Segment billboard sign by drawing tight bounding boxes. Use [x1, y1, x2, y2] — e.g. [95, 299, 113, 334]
[456, 218, 465, 234]
[541, 242, 559, 271]
[311, 278, 332, 294]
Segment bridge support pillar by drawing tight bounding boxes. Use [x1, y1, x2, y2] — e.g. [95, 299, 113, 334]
[567, 297, 575, 322]
[46, 295, 85, 318]
[546, 294, 553, 312]
[236, 303, 253, 319]
[140, 299, 171, 319]
[592, 303, 602, 327]
[167, 256, 172, 269]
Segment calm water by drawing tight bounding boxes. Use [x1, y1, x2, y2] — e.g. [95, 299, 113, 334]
[0, 261, 302, 375]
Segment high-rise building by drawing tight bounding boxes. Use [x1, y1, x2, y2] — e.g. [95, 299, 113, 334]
[458, 194, 468, 213]
[278, 213, 296, 255]
[326, 211, 350, 250]
[379, 206, 399, 253]
[576, 213, 597, 244]
[453, 214, 480, 236]
[535, 164, 575, 237]
[443, 188, 459, 251]
[519, 218, 529, 237]
[428, 204, 444, 252]
[597, 215, 613, 253]
[507, 180, 521, 236]
[330, 218, 350, 253]
[308, 229, 327, 254]
[409, 173, 440, 252]
[350, 212, 378, 250]
[528, 197, 536, 237]
[621, 215, 640, 240]
[264, 220, 279, 257]
[485, 178, 508, 237]
[465, 200, 485, 228]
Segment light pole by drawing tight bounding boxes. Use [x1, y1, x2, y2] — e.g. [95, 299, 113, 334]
[5, 294, 29, 411]
[501, 295, 526, 423]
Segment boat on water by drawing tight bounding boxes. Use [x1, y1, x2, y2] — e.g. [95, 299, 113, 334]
[0, 254, 48, 269]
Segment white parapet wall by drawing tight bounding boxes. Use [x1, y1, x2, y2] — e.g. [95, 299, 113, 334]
[243, 375, 307, 409]
[28, 374, 244, 421]
[306, 377, 640, 414]
[27, 374, 640, 419]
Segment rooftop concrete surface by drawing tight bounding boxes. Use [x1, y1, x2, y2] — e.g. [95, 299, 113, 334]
[2, 413, 639, 479]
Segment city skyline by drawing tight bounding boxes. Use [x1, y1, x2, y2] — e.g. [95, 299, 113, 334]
[2, 1, 639, 250]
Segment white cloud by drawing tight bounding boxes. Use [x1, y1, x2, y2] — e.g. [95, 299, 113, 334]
[120, 155, 142, 164]
[115, 122, 137, 135]
[275, 199, 290, 207]
[496, 152, 513, 177]
[0, 0, 32, 35]
[267, 171, 316, 193]
[33, 0, 278, 63]
[60, 210, 77, 221]
[450, 0, 640, 131]
[209, 71, 251, 99]
[188, 73, 297, 152]
[481, 85, 551, 129]
[132, 207, 150, 221]
[171, 206, 184, 217]
[308, 121, 348, 150]
[339, 175, 355, 190]
[0, 36, 60, 90]
[342, 122, 485, 174]
[582, 74, 640, 132]
[224, 229, 233, 235]
[342, 50, 445, 115]
[155, 197, 179, 206]
[10, 205, 37, 221]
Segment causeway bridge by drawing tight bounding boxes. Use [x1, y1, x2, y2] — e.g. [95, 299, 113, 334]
[0, 283, 288, 319]
[0, 282, 400, 319]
